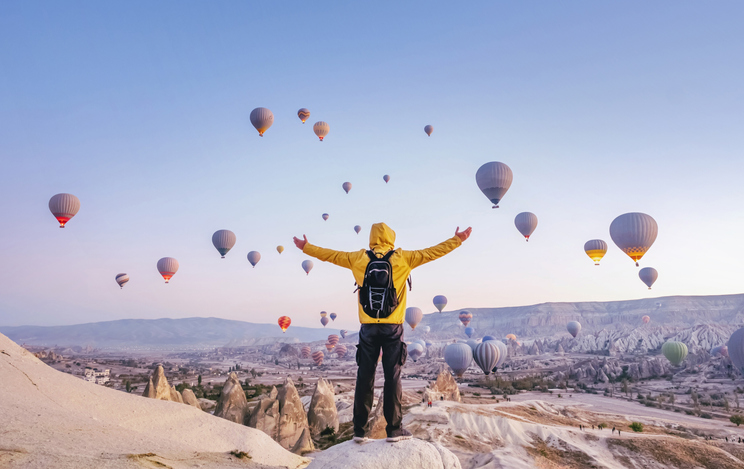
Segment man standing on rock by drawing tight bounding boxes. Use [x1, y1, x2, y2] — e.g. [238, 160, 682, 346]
[294, 223, 471, 442]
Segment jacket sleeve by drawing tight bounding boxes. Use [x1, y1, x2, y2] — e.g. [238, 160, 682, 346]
[401, 235, 463, 269]
[303, 243, 357, 269]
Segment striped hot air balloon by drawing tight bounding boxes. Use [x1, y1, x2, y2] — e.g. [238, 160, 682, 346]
[157, 257, 179, 283]
[313, 121, 329, 141]
[474, 341, 500, 376]
[297, 108, 310, 123]
[212, 230, 236, 258]
[115, 273, 129, 289]
[405, 307, 423, 330]
[312, 350, 324, 366]
[584, 239, 608, 265]
[278, 316, 291, 333]
[48, 193, 81, 228]
[250, 107, 274, 136]
[458, 311, 472, 327]
[475, 162, 513, 208]
[327, 334, 339, 347]
[320, 311, 328, 318]
[325, 342, 334, 352]
[609, 213, 658, 266]
[301, 346, 311, 359]
[335, 344, 347, 358]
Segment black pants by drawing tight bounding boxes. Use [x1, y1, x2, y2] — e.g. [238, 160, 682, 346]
[353, 323, 407, 437]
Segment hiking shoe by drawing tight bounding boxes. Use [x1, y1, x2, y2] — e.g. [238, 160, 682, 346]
[353, 435, 369, 444]
[386, 428, 412, 442]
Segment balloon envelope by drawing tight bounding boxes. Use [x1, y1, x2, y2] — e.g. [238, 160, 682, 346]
[567, 321, 581, 338]
[662, 341, 688, 366]
[405, 307, 423, 330]
[157, 257, 179, 283]
[335, 344, 347, 358]
[320, 317, 329, 327]
[482, 335, 497, 342]
[340, 330, 347, 339]
[474, 341, 500, 376]
[311, 350, 324, 365]
[342, 182, 352, 194]
[302, 260, 314, 275]
[458, 311, 472, 327]
[444, 343, 472, 377]
[383, 175, 390, 183]
[609, 212, 658, 266]
[433, 295, 448, 312]
[354, 225, 362, 234]
[247, 251, 261, 267]
[250, 107, 274, 136]
[424, 125, 433, 136]
[313, 121, 329, 141]
[639, 267, 658, 289]
[408, 343, 424, 362]
[212, 230, 236, 258]
[49, 193, 81, 228]
[584, 239, 608, 265]
[115, 273, 129, 289]
[320, 311, 327, 318]
[330, 312, 337, 321]
[642, 315, 651, 324]
[492, 340, 508, 367]
[327, 334, 339, 346]
[322, 213, 329, 221]
[464, 326, 475, 338]
[278, 316, 291, 333]
[297, 108, 310, 123]
[277, 245, 284, 254]
[475, 162, 513, 208]
[506, 334, 517, 341]
[301, 346, 311, 359]
[514, 212, 538, 241]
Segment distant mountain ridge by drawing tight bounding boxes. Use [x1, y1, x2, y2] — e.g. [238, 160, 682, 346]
[0, 317, 343, 348]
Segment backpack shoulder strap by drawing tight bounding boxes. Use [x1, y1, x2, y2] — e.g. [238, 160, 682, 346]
[382, 250, 395, 261]
[366, 250, 378, 262]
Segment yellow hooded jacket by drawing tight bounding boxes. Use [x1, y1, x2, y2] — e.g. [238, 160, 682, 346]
[302, 222, 462, 325]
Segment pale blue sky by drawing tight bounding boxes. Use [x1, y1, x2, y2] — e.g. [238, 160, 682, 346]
[1, 2, 743, 329]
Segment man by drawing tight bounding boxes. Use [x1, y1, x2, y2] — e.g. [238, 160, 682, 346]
[293, 223, 471, 442]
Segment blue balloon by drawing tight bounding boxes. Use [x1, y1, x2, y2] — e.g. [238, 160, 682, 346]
[464, 327, 475, 338]
[483, 335, 497, 342]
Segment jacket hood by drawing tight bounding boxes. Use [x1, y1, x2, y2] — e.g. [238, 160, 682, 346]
[369, 223, 396, 252]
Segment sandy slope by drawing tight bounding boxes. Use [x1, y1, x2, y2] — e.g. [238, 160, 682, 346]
[0, 333, 309, 469]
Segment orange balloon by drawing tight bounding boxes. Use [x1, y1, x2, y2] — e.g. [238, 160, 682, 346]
[278, 316, 291, 333]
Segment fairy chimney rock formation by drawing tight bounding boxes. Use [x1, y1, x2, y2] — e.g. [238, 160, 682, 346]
[142, 365, 174, 401]
[424, 367, 461, 402]
[307, 377, 339, 437]
[290, 427, 315, 455]
[170, 385, 184, 403]
[276, 377, 309, 449]
[181, 388, 201, 409]
[247, 391, 280, 440]
[213, 372, 249, 424]
[142, 377, 156, 399]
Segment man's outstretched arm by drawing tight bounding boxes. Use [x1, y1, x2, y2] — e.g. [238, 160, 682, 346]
[402, 227, 472, 269]
[293, 234, 356, 269]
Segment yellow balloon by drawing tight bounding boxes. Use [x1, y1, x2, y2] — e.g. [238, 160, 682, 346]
[276, 245, 284, 254]
[583, 239, 608, 266]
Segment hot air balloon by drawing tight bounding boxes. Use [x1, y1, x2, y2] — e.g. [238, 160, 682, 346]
[312, 350, 324, 366]
[321, 317, 329, 327]
[474, 341, 500, 376]
[335, 344, 347, 358]
[212, 230, 236, 258]
[458, 311, 472, 327]
[302, 260, 314, 275]
[405, 307, 423, 330]
[482, 335, 497, 342]
[297, 108, 310, 123]
[48, 193, 80, 228]
[277, 245, 284, 254]
[567, 321, 581, 338]
[491, 340, 508, 369]
[444, 343, 472, 378]
[342, 182, 352, 194]
[506, 334, 517, 342]
[115, 273, 129, 289]
[464, 326, 475, 338]
[584, 239, 608, 265]
[408, 343, 424, 362]
[421, 326, 430, 334]
[340, 330, 347, 339]
[157, 257, 179, 283]
[301, 346, 311, 359]
[320, 311, 328, 318]
[475, 162, 513, 208]
[250, 107, 274, 136]
[514, 212, 538, 241]
[609, 213, 658, 266]
[425, 340, 433, 348]
[639, 267, 658, 289]
[433, 295, 447, 312]
[642, 315, 651, 324]
[330, 312, 337, 321]
[662, 341, 688, 366]
[413, 339, 427, 349]
[247, 251, 261, 267]
[354, 225, 362, 234]
[467, 339, 479, 351]
[325, 342, 334, 352]
[278, 316, 291, 333]
[328, 334, 339, 346]
[711, 345, 728, 357]
[424, 125, 433, 136]
[322, 213, 329, 221]
[313, 121, 329, 141]
[383, 175, 390, 183]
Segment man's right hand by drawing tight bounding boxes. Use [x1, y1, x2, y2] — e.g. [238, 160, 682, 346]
[455, 226, 472, 242]
[293, 235, 308, 250]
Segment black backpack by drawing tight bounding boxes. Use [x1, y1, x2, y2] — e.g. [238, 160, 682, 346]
[359, 250, 399, 319]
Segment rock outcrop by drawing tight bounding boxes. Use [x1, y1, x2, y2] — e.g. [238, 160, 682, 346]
[305, 438, 461, 469]
[213, 372, 249, 424]
[142, 377, 156, 399]
[307, 377, 339, 437]
[141, 365, 174, 401]
[276, 378, 309, 449]
[424, 368, 461, 402]
[170, 385, 184, 403]
[181, 388, 201, 409]
[290, 427, 315, 455]
[247, 386, 280, 439]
